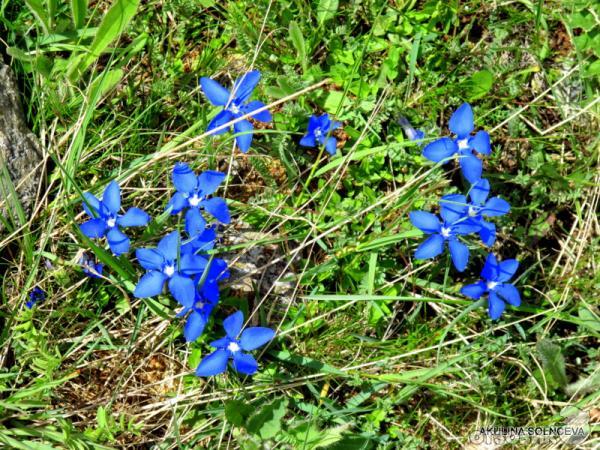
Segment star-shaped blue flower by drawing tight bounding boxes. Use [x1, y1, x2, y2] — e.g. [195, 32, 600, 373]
[299, 113, 341, 155]
[166, 163, 230, 236]
[181, 258, 230, 342]
[440, 179, 511, 246]
[195, 311, 275, 376]
[200, 70, 272, 153]
[133, 231, 208, 308]
[422, 103, 491, 183]
[80, 181, 150, 256]
[409, 210, 480, 271]
[461, 253, 521, 320]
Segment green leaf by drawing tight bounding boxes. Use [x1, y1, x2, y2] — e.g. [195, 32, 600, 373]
[289, 21, 307, 72]
[71, 0, 89, 29]
[245, 397, 288, 440]
[466, 70, 493, 100]
[536, 339, 568, 388]
[70, 0, 139, 80]
[225, 400, 254, 427]
[24, 0, 50, 34]
[317, 0, 339, 26]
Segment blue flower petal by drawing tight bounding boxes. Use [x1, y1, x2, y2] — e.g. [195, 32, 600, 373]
[469, 130, 491, 155]
[185, 208, 207, 236]
[439, 194, 468, 223]
[422, 137, 457, 163]
[414, 234, 445, 260]
[497, 259, 519, 282]
[184, 311, 208, 342]
[449, 103, 474, 138]
[180, 253, 208, 276]
[107, 227, 130, 255]
[168, 273, 195, 308]
[479, 220, 496, 246]
[82, 192, 100, 217]
[306, 115, 320, 133]
[481, 253, 499, 281]
[157, 231, 180, 261]
[461, 281, 487, 299]
[195, 349, 229, 376]
[409, 211, 441, 234]
[210, 337, 230, 349]
[299, 133, 316, 147]
[118, 207, 149, 227]
[242, 100, 272, 122]
[102, 180, 121, 215]
[223, 310, 244, 339]
[496, 283, 521, 306]
[448, 238, 469, 272]
[201, 280, 220, 303]
[488, 291, 505, 320]
[469, 178, 490, 205]
[202, 197, 231, 224]
[197, 170, 226, 196]
[134, 271, 167, 298]
[232, 70, 261, 104]
[324, 137, 337, 155]
[166, 192, 187, 214]
[453, 221, 482, 235]
[240, 327, 275, 351]
[80, 218, 107, 238]
[200, 77, 230, 106]
[172, 162, 197, 194]
[459, 153, 483, 184]
[135, 248, 164, 271]
[207, 110, 234, 135]
[482, 197, 511, 217]
[234, 119, 254, 153]
[232, 351, 258, 375]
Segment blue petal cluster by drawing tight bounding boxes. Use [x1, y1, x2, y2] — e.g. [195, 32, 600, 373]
[195, 311, 275, 376]
[26, 287, 46, 309]
[300, 113, 341, 155]
[79, 181, 150, 255]
[80, 253, 103, 278]
[200, 70, 272, 153]
[411, 102, 521, 319]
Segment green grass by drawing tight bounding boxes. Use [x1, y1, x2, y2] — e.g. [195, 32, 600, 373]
[1, 0, 599, 448]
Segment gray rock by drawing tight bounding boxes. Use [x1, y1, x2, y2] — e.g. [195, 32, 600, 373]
[0, 62, 42, 232]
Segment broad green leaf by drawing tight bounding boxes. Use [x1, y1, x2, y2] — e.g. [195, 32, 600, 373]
[246, 397, 288, 440]
[71, 0, 139, 80]
[536, 339, 568, 388]
[288, 21, 307, 72]
[24, 0, 50, 34]
[71, 0, 88, 29]
[225, 400, 254, 427]
[317, 0, 339, 26]
[466, 70, 493, 100]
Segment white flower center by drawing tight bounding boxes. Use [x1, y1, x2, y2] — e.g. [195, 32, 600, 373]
[457, 138, 470, 150]
[194, 301, 205, 310]
[487, 281, 498, 290]
[468, 206, 479, 217]
[106, 217, 116, 228]
[440, 227, 452, 238]
[163, 265, 175, 277]
[188, 194, 201, 207]
[314, 127, 322, 138]
[229, 103, 240, 114]
[227, 341, 240, 353]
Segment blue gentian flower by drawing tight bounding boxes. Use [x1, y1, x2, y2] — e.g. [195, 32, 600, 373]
[440, 179, 511, 246]
[422, 103, 491, 183]
[200, 70, 272, 153]
[134, 231, 208, 307]
[79, 254, 104, 279]
[26, 287, 46, 309]
[461, 253, 521, 320]
[80, 181, 150, 256]
[299, 114, 341, 155]
[398, 116, 425, 145]
[181, 258, 230, 342]
[166, 163, 230, 236]
[195, 310, 275, 376]
[409, 210, 480, 271]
